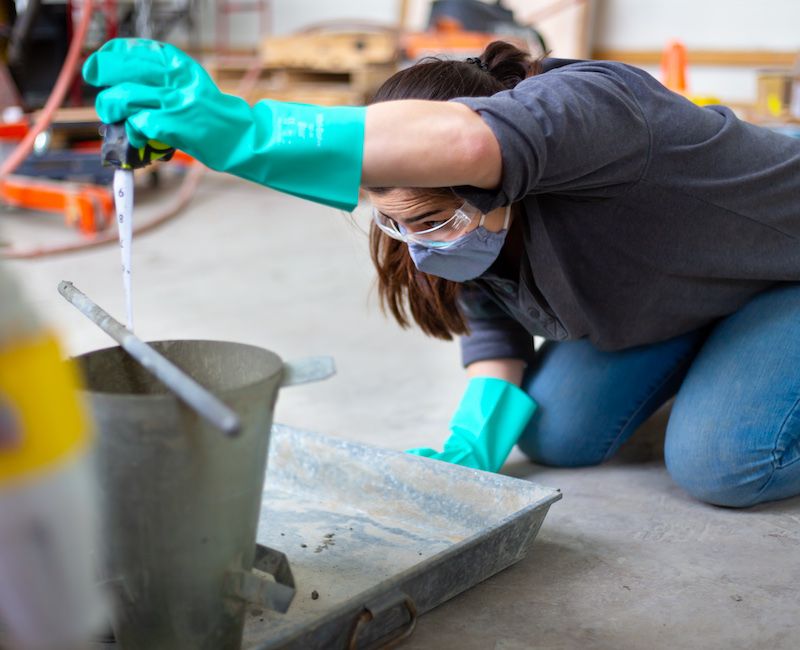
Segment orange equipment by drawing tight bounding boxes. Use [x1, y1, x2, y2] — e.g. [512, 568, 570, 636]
[402, 16, 527, 61]
[0, 175, 114, 235]
[661, 40, 688, 95]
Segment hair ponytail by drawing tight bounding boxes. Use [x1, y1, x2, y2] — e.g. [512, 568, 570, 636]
[373, 40, 538, 103]
[480, 40, 538, 90]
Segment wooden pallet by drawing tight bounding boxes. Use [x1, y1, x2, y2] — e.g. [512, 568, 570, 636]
[260, 30, 398, 72]
[208, 59, 398, 106]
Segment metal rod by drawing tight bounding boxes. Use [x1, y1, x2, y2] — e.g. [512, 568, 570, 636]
[58, 281, 241, 437]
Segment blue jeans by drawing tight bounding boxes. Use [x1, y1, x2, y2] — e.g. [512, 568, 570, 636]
[518, 283, 800, 508]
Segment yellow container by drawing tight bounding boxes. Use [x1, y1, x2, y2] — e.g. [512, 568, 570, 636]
[756, 69, 793, 118]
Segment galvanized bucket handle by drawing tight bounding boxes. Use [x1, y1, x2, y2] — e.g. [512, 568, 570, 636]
[225, 544, 296, 614]
[281, 356, 336, 388]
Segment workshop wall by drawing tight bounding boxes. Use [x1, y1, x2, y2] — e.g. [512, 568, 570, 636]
[594, 0, 800, 102]
[191, 0, 799, 103]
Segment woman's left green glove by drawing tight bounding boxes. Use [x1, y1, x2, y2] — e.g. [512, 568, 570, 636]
[82, 38, 366, 210]
[407, 377, 537, 473]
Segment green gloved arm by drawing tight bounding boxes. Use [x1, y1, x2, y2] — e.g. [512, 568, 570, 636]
[407, 377, 537, 473]
[82, 38, 365, 211]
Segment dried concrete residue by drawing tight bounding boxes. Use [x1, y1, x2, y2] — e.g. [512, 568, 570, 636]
[315, 532, 336, 553]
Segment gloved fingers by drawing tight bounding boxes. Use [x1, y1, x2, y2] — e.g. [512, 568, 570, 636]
[83, 52, 175, 88]
[123, 120, 150, 149]
[125, 110, 168, 149]
[449, 423, 514, 472]
[441, 433, 488, 469]
[92, 37, 186, 63]
[405, 447, 440, 458]
[126, 101, 228, 163]
[83, 39, 194, 88]
[126, 108, 205, 153]
[94, 36, 165, 56]
[407, 437, 480, 468]
[407, 444, 481, 469]
[94, 83, 171, 124]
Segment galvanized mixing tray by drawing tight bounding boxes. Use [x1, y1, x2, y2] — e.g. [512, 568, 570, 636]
[244, 425, 561, 649]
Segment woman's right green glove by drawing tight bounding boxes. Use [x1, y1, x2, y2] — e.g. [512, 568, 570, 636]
[82, 38, 366, 211]
[406, 377, 537, 473]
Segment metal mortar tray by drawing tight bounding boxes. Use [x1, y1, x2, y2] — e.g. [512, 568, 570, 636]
[244, 424, 562, 649]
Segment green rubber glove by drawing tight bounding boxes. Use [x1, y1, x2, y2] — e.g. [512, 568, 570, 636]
[82, 38, 366, 211]
[407, 377, 537, 473]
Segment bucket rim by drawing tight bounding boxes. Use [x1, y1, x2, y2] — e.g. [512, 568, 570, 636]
[73, 338, 285, 400]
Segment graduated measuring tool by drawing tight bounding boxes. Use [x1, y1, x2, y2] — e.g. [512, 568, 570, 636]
[100, 123, 174, 331]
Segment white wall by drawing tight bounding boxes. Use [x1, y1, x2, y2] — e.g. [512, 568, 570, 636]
[187, 0, 800, 102]
[193, 0, 398, 48]
[594, 0, 800, 50]
[594, 0, 800, 102]
[272, 0, 397, 34]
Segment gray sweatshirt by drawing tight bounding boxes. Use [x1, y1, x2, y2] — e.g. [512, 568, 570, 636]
[451, 58, 800, 367]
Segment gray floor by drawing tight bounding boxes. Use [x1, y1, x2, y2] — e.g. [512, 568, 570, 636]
[6, 173, 799, 649]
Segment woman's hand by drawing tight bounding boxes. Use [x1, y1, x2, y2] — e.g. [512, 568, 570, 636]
[83, 38, 230, 150]
[83, 38, 366, 210]
[406, 375, 536, 472]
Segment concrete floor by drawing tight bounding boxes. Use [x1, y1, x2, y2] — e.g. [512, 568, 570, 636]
[5, 173, 799, 649]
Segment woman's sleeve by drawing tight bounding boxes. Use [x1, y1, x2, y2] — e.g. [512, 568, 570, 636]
[458, 284, 535, 368]
[450, 62, 652, 211]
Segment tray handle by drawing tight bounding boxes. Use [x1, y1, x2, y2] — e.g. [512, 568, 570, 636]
[347, 590, 418, 650]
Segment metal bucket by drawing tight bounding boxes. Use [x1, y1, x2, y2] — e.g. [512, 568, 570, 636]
[75, 340, 333, 650]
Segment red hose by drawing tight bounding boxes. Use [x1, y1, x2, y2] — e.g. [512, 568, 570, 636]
[0, 0, 94, 178]
[0, 0, 206, 260]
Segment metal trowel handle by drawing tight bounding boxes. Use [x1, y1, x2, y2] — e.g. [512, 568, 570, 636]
[58, 281, 241, 437]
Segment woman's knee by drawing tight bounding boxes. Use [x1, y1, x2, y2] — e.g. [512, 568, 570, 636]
[663, 283, 800, 507]
[664, 423, 771, 508]
[518, 333, 703, 469]
[517, 408, 609, 468]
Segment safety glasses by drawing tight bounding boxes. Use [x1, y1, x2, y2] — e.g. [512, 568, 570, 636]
[372, 202, 484, 249]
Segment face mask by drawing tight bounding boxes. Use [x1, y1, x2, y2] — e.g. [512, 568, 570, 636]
[407, 206, 511, 282]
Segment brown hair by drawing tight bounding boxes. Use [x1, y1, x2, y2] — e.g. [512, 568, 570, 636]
[367, 41, 539, 340]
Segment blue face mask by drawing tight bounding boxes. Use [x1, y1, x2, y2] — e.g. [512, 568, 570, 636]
[407, 206, 511, 282]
